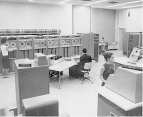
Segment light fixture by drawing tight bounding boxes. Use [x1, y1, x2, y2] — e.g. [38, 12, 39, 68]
[105, 0, 142, 8]
[28, 0, 33, 1]
[84, 0, 109, 6]
[122, 5, 143, 9]
[58, 0, 70, 4]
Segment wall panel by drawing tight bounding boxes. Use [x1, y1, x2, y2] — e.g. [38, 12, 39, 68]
[0, 1, 72, 35]
[91, 8, 116, 43]
[73, 6, 90, 34]
[119, 9, 127, 28]
[126, 7, 142, 32]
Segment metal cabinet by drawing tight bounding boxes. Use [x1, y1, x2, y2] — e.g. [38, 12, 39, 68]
[81, 33, 99, 61]
[128, 33, 142, 57]
[14, 59, 49, 114]
[98, 94, 142, 116]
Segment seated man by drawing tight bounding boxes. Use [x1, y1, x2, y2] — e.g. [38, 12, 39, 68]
[69, 48, 92, 79]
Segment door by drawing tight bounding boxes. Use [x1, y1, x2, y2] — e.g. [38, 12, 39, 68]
[118, 28, 126, 50]
[123, 32, 128, 55]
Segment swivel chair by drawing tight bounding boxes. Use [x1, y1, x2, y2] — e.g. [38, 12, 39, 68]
[81, 62, 93, 84]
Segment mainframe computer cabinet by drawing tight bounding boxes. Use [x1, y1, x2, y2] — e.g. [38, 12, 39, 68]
[82, 33, 99, 61]
[93, 34, 99, 62]
[123, 32, 129, 55]
[14, 59, 49, 114]
[127, 33, 142, 57]
[123, 32, 142, 57]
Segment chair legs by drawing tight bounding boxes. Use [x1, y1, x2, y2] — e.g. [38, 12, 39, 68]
[81, 74, 93, 84]
[80, 71, 93, 84]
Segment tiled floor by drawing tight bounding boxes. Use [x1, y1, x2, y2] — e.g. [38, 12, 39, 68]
[0, 50, 125, 117]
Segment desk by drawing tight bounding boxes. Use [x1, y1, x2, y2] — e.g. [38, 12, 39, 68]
[46, 54, 56, 58]
[46, 54, 56, 66]
[49, 61, 77, 89]
[114, 57, 129, 64]
[71, 55, 80, 63]
[99, 43, 106, 46]
[108, 43, 118, 50]
[114, 57, 143, 70]
[95, 87, 142, 116]
[114, 57, 128, 70]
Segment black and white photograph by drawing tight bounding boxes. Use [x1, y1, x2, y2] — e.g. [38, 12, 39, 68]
[0, 0, 142, 116]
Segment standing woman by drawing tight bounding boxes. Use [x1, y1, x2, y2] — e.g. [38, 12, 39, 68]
[0, 38, 10, 78]
[99, 52, 115, 86]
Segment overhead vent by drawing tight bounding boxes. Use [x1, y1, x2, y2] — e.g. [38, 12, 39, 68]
[107, 1, 118, 4]
[82, 0, 92, 1]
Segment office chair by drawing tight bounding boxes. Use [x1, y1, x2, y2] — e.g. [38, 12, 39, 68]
[81, 62, 93, 84]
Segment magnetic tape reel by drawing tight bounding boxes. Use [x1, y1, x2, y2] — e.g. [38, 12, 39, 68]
[66, 40, 70, 45]
[40, 41, 46, 46]
[53, 40, 57, 46]
[76, 38, 81, 44]
[61, 40, 65, 45]
[48, 40, 53, 46]
[72, 39, 77, 45]
[19, 41, 25, 48]
[10, 41, 17, 48]
[26, 41, 32, 47]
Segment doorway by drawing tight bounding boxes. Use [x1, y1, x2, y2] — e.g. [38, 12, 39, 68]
[118, 28, 126, 50]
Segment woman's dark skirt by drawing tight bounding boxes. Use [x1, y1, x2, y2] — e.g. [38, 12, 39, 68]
[2, 55, 10, 69]
[69, 65, 84, 78]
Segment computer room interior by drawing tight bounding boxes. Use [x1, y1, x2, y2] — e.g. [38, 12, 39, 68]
[0, 0, 142, 117]
[0, 50, 125, 116]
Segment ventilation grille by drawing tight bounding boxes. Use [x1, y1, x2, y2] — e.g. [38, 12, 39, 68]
[107, 1, 118, 4]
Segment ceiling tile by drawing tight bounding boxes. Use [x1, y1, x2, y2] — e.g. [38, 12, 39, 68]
[0, 0, 142, 9]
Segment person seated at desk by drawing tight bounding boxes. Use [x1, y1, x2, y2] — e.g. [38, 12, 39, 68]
[69, 48, 92, 79]
[99, 52, 115, 86]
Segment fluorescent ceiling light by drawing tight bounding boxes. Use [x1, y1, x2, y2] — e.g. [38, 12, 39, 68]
[105, 0, 142, 8]
[28, 0, 33, 1]
[84, 0, 109, 6]
[59, 0, 70, 4]
[122, 5, 143, 9]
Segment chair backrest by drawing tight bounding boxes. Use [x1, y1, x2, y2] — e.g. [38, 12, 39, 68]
[84, 62, 92, 70]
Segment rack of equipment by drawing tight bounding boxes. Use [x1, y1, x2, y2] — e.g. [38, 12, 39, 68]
[0, 34, 83, 73]
[0, 33, 99, 74]
[0, 29, 61, 36]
